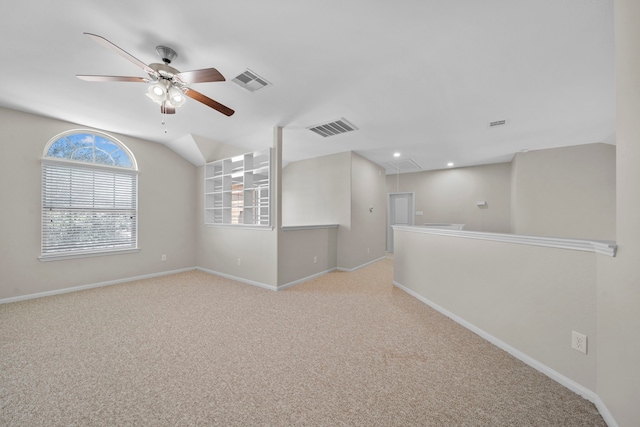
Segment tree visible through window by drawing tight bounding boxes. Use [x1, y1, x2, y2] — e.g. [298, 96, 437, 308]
[41, 131, 138, 259]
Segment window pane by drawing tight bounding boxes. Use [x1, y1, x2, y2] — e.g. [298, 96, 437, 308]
[42, 131, 137, 258]
[42, 209, 136, 254]
[46, 133, 133, 168]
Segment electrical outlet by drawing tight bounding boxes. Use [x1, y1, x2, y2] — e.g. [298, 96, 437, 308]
[237, 258, 241, 266]
[572, 331, 587, 354]
[161, 254, 167, 261]
[367, 248, 370, 254]
[313, 256, 317, 264]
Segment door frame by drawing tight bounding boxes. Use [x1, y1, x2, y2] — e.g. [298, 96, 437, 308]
[387, 192, 415, 253]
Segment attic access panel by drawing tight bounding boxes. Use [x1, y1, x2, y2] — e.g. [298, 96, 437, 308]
[386, 159, 422, 173]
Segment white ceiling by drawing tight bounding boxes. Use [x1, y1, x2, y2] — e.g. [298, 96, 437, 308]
[0, 0, 615, 174]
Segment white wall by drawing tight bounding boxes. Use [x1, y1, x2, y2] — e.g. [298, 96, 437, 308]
[0, 108, 197, 300]
[597, 1, 640, 425]
[282, 152, 350, 226]
[511, 143, 615, 240]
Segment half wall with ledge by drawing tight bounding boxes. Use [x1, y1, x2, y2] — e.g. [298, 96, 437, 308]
[391, 225, 616, 419]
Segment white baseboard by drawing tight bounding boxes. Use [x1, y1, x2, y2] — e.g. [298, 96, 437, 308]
[593, 395, 619, 427]
[276, 268, 337, 290]
[2, 257, 390, 303]
[2, 264, 343, 304]
[195, 267, 278, 291]
[393, 280, 618, 427]
[337, 256, 386, 272]
[0, 267, 197, 305]
[195, 267, 338, 291]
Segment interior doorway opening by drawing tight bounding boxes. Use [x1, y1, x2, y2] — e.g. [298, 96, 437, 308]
[387, 192, 415, 253]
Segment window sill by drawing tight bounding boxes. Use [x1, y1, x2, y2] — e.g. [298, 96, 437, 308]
[38, 248, 140, 262]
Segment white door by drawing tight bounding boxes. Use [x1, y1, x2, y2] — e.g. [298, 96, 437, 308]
[387, 193, 414, 253]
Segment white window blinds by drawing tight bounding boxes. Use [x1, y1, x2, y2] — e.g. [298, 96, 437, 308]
[41, 161, 138, 257]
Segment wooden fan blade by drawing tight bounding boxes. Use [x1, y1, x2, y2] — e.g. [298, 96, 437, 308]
[175, 68, 225, 84]
[184, 88, 234, 116]
[77, 75, 149, 83]
[84, 33, 157, 76]
[160, 103, 176, 114]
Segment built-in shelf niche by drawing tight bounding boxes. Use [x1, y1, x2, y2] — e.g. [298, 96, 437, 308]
[204, 148, 271, 226]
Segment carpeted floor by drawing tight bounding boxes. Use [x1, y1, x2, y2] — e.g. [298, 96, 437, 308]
[0, 258, 606, 426]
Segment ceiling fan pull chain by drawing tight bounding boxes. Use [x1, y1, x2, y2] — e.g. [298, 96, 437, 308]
[162, 109, 167, 133]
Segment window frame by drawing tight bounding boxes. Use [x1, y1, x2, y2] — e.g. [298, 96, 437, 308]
[40, 130, 139, 261]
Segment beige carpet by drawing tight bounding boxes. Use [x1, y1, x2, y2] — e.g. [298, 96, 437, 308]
[0, 258, 605, 426]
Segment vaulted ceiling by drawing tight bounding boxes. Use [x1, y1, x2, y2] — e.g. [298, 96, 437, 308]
[0, 0, 614, 173]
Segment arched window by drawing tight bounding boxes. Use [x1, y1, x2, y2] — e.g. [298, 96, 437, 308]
[41, 131, 138, 259]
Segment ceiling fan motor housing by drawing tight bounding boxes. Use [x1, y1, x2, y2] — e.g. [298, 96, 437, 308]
[148, 62, 181, 82]
[77, 33, 234, 116]
[156, 45, 177, 64]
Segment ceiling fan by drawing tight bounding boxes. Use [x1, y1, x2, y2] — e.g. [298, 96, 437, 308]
[77, 33, 234, 116]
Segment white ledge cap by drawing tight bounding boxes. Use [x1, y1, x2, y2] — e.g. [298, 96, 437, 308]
[282, 224, 339, 231]
[392, 226, 617, 257]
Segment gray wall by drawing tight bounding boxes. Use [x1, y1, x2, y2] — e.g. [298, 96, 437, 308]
[278, 227, 338, 286]
[0, 108, 197, 300]
[386, 143, 615, 242]
[198, 144, 386, 287]
[598, 1, 640, 425]
[282, 151, 386, 271]
[386, 162, 512, 233]
[511, 143, 615, 240]
[393, 229, 598, 392]
[339, 152, 387, 269]
[195, 133, 279, 287]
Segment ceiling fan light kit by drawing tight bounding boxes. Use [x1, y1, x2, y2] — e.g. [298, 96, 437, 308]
[77, 33, 234, 116]
[168, 86, 186, 107]
[146, 81, 167, 102]
[145, 80, 186, 110]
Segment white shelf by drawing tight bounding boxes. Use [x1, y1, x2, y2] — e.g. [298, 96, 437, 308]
[204, 148, 271, 226]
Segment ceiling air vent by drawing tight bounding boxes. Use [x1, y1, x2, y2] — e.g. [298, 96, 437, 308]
[232, 69, 271, 92]
[488, 119, 507, 128]
[386, 159, 422, 172]
[308, 118, 358, 137]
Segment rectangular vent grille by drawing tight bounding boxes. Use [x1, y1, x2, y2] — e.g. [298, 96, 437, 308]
[308, 118, 358, 137]
[489, 119, 507, 128]
[386, 159, 422, 172]
[232, 69, 271, 92]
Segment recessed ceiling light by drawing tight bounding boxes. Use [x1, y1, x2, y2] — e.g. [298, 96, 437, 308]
[447, 162, 454, 167]
[393, 152, 401, 158]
